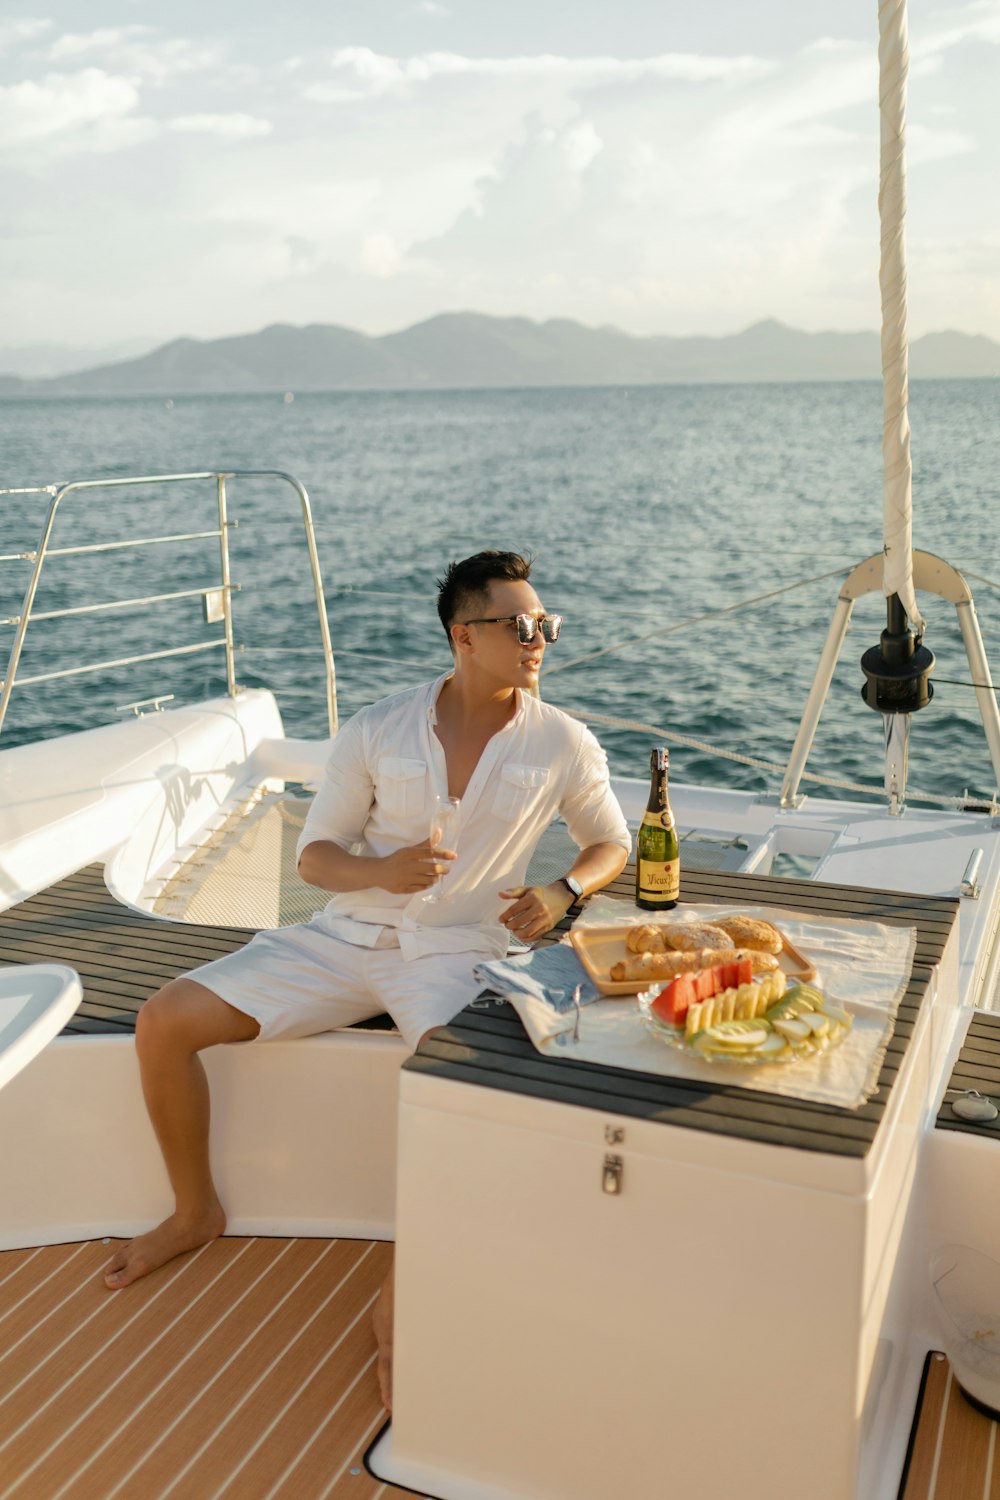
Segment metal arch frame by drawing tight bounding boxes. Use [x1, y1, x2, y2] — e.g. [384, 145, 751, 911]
[780, 549, 1000, 807]
[0, 470, 338, 740]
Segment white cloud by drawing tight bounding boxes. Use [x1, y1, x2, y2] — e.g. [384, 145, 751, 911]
[304, 46, 770, 102]
[0, 68, 140, 150]
[706, 41, 876, 154]
[49, 26, 150, 60]
[0, 18, 52, 53]
[205, 169, 384, 237]
[4, 10, 1000, 348]
[913, 1, 1000, 57]
[360, 232, 403, 277]
[403, 33, 893, 336]
[907, 121, 977, 164]
[47, 26, 225, 82]
[170, 112, 272, 140]
[563, 121, 603, 174]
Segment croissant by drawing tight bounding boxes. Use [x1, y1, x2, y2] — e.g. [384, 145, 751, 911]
[626, 924, 668, 954]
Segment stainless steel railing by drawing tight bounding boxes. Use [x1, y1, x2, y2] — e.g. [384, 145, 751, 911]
[0, 470, 338, 740]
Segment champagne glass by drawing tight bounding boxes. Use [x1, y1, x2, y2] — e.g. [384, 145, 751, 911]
[424, 793, 460, 902]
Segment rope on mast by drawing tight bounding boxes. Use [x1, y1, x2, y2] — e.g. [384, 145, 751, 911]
[878, 0, 925, 632]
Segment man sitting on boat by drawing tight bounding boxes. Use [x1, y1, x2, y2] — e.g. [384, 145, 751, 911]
[103, 549, 631, 1407]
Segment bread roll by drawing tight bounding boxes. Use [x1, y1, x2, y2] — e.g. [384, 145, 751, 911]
[714, 915, 783, 955]
[662, 922, 732, 953]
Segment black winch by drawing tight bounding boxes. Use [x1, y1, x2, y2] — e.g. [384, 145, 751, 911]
[860, 593, 935, 714]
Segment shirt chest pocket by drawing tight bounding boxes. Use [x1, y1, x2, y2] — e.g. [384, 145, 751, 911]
[491, 763, 550, 821]
[376, 756, 428, 820]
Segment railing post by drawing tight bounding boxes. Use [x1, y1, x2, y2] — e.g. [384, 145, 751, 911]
[780, 595, 855, 807]
[956, 597, 1000, 792]
[0, 489, 63, 738]
[278, 472, 338, 736]
[216, 474, 239, 699]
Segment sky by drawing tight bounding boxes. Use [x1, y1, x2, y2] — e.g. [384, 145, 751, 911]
[2, 0, 999, 360]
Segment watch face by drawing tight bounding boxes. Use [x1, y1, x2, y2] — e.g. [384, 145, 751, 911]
[565, 876, 583, 899]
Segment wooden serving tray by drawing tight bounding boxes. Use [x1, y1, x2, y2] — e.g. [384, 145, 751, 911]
[568, 922, 818, 997]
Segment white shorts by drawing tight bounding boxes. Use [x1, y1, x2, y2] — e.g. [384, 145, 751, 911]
[192, 919, 485, 1052]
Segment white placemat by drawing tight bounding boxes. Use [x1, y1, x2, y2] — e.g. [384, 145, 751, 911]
[511, 897, 918, 1110]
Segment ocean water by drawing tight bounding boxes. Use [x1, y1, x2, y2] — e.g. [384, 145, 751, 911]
[2, 380, 999, 805]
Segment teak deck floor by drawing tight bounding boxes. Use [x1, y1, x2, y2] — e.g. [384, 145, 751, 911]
[1, 1232, 991, 1500]
[901, 1352, 1000, 1500]
[0, 1236, 406, 1500]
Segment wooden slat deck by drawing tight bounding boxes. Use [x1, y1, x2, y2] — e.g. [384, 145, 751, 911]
[409, 864, 958, 1159]
[900, 1352, 1000, 1500]
[0, 865, 257, 1036]
[937, 1011, 1000, 1141]
[0, 865, 396, 1036]
[0, 1235, 404, 1500]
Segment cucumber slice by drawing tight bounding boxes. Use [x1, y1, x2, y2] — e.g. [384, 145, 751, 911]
[757, 1034, 788, 1059]
[772, 1016, 811, 1042]
[704, 1020, 769, 1049]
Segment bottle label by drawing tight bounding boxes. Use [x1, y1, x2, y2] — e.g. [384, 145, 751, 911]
[637, 858, 680, 900]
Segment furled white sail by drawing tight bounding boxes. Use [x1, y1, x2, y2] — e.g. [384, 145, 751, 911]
[878, 0, 925, 632]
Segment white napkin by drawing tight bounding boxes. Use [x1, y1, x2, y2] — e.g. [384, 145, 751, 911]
[474, 943, 599, 1047]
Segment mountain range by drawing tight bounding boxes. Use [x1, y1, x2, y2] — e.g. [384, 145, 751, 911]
[1, 314, 997, 396]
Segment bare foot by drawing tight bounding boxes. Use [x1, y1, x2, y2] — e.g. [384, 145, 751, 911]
[373, 1276, 394, 1412]
[104, 1205, 225, 1290]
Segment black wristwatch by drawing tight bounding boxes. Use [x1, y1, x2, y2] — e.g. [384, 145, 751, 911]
[560, 875, 584, 907]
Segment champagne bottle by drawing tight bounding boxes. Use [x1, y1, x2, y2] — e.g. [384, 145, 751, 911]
[635, 747, 680, 910]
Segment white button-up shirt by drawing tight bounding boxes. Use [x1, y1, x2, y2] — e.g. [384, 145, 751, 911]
[297, 674, 631, 960]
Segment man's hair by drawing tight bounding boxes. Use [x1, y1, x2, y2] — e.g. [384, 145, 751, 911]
[436, 551, 533, 640]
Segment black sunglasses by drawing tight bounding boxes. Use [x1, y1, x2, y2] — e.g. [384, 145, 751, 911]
[462, 612, 562, 644]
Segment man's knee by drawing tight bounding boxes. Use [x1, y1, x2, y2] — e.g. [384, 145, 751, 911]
[136, 978, 259, 1057]
[135, 981, 198, 1056]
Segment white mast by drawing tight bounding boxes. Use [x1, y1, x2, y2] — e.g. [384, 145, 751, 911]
[878, 0, 925, 633]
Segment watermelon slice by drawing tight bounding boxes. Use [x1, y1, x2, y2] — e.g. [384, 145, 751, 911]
[695, 967, 719, 1001]
[651, 972, 696, 1026]
[650, 955, 759, 1028]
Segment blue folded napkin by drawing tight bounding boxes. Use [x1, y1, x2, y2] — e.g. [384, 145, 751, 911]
[474, 941, 599, 1014]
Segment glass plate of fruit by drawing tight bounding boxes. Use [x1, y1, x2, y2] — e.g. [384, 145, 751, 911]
[637, 967, 853, 1067]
